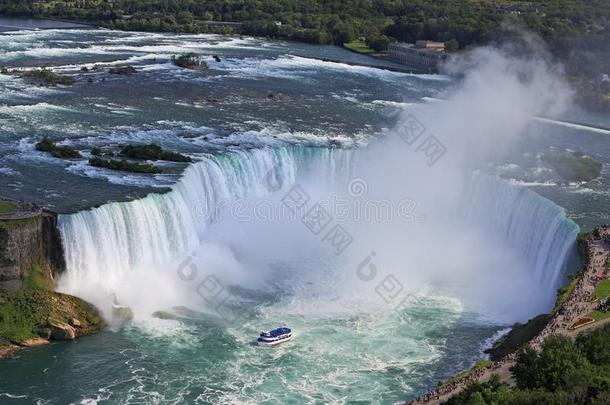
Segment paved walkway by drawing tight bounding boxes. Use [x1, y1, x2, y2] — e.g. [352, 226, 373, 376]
[407, 227, 610, 404]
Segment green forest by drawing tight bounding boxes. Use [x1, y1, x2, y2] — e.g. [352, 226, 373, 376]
[1, 1, 608, 59]
[446, 325, 610, 404]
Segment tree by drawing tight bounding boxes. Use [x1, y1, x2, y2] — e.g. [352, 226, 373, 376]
[576, 324, 610, 366]
[445, 38, 459, 52]
[513, 335, 591, 392]
[366, 35, 391, 52]
[511, 346, 539, 388]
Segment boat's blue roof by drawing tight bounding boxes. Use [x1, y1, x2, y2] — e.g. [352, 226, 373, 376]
[261, 327, 291, 337]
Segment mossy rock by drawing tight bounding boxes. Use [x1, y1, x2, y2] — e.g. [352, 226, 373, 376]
[18, 69, 74, 86]
[0, 264, 103, 348]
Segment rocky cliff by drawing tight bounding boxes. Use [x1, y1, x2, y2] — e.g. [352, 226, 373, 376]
[0, 210, 64, 291]
[0, 205, 102, 358]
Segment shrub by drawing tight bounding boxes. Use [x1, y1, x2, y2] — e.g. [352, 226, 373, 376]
[35, 136, 55, 152]
[119, 144, 192, 162]
[50, 146, 81, 159]
[35, 136, 81, 159]
[20, 69, 74, 86]
[171, 53, 207, 69]
[89, 157, 162, 174]
[108, 66, 137, 75]
[366, 35, 391, 52]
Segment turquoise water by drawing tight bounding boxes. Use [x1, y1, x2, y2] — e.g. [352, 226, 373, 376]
[2, 289, 500, 403]
[0, 23, 605, 405]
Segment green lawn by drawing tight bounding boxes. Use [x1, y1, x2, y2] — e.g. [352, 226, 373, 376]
[0, 201, 17, 215]
[594, 279, 610, 299]
[590, 310, 610, 321]
[343, 40, 374, 54]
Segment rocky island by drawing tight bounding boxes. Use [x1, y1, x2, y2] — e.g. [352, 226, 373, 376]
[541, 149, 602, 183]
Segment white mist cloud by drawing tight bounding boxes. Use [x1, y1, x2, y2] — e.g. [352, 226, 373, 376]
[202, 41, 575, 323]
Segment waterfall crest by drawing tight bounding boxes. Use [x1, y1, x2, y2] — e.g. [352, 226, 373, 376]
[59, 147, 578, 317]
[463, 172, 579, 290]
[58, 147, 352, 294]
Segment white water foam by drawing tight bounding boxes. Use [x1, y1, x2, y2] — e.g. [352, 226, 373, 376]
[217, 55, 450, 82]
[533, 116, 610, 135]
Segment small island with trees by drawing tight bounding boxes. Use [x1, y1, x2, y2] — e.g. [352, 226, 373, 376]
[171, 53, 208, 70]
[35, 137, 192, 174]
[541, 149, 603, 183]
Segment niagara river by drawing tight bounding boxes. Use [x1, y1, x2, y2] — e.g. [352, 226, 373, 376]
[1, 25, 609, 404]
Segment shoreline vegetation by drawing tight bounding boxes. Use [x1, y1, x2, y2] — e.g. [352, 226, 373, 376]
[0, 264, 103, 356]
[0, 209, 103, 359]
[1, 1, 606, 51]
[443, 325, 610, 404]
[0, 1, 608, 110]
[410, 227, 610, 404]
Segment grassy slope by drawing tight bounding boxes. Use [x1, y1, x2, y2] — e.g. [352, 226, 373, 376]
[590, 310, 610, 321]
[485, 273, 579, 361]
[0, 263, 103, 347]
[0, 201, 16, 215]
[439, 360, 493, 387]
[553, 275, 580, 315]
[486, 314, 551, 361]
[589, 280, 610, 321]
[594, 279, 610, 299]
[343, 40, 373, 54]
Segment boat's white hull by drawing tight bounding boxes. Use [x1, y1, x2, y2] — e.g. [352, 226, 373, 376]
[257, 334, 292, 346]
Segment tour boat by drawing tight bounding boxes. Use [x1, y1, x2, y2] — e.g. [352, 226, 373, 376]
[257, 327, 292, 346]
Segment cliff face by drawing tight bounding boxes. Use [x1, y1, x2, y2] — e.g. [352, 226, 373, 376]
[41, 211, 66, 274]
[0, 212, 65, 291]
[0, 209, 103, 356]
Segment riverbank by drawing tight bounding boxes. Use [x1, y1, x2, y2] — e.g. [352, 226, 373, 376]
[0, 16, 92, 32]
[408, 226, 610, 404]
[340, 40, 440, 74]
[0, 16, 429, 76]
[315, 55, 431, 75]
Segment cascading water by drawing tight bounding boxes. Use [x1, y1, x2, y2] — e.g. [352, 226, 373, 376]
[58, 146, 579, 320]
[462, 172, 579, 293]
[58, 147, 354, 306]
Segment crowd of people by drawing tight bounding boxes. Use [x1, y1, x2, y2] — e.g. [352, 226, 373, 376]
[408, 355, 517, 404]
[532, 234, 607, 348]
[408, 228, 610, 404]
[598, 298, 609, 312]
